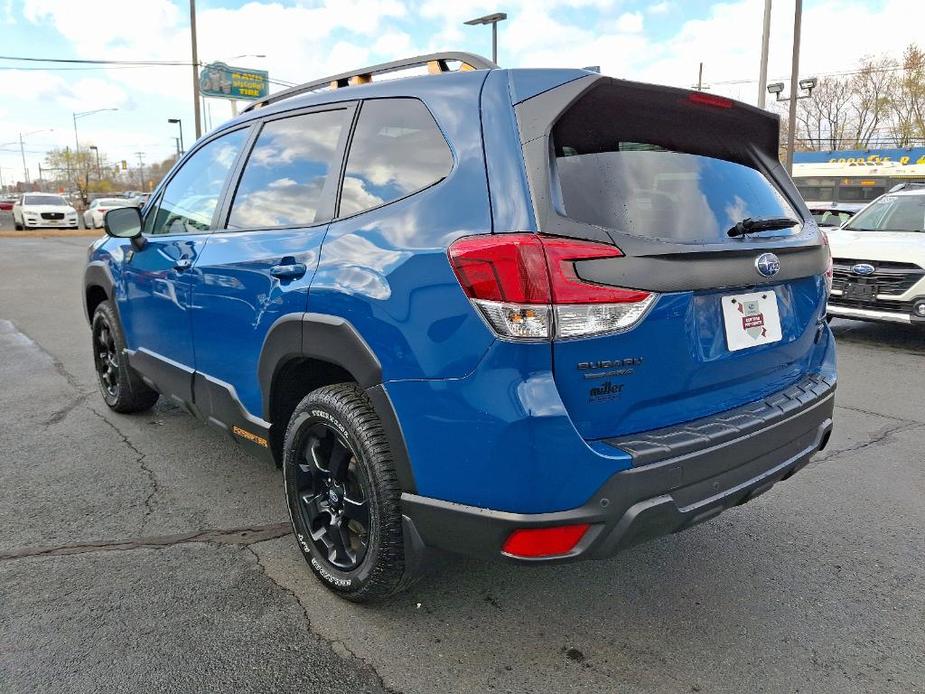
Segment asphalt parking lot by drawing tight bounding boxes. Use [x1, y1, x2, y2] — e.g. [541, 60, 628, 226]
[1, 227, 923, 693]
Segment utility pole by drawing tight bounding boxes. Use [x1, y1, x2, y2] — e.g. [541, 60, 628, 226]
[190, 0, 202, 139]
[785, 0, 802, 175]
[65, 147, 73, 191]
[135, 152, 146, 191]
[19, 133, 29, 184]
[757, 0, 772, 108]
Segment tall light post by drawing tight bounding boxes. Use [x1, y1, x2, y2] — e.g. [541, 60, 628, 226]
[168, 118, 185, 154]
[190, 0, 202, 139]
[464, 12, 507, 64]
[757, 0, 772, 108]
[786, 0, 803, 174]
[88, 145, 101, 179]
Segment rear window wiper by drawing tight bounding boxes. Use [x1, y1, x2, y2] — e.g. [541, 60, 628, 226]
[727, 217, 800, 238]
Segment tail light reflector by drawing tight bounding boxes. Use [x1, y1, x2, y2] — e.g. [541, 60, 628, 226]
[448, 234, 655, 340]
[502, 524, 590, 558]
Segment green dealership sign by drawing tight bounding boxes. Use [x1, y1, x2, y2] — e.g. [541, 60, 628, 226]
[199, 62, 269, 100]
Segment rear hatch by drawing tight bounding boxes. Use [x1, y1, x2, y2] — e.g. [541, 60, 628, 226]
[517, 77, 830, 440]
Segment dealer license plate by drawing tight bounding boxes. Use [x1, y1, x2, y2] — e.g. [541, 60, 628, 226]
[721, 290, 783, 352]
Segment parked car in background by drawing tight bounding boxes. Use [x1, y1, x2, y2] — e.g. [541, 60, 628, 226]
[84, 198, 134, 229]
[807, 201, 863, 228]
[827, 186, 925, 325]
[84, 52, 836, 602]
[0, 195, 15, 211]
[12, 193, 79, 230]
[130, 193, 151, 208]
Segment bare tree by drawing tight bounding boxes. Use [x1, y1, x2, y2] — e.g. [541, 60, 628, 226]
[850, 55, 897, 148]
[795, 78, 853, 150]
[890, 44, 925, 146]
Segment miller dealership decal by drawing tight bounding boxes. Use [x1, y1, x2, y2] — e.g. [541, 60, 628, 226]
[589, 380, 624, 402]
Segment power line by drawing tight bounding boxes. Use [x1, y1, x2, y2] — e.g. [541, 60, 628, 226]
[0, 54, 189, 66]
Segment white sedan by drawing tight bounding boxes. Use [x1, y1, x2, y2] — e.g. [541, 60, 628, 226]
[84, 198, 134, 229]
[12, 194, 79, 230]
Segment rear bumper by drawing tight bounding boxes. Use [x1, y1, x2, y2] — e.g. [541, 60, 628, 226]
[402, 377, 835, 563]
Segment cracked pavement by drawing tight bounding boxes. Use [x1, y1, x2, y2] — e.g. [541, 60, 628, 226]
[1, 236, 924, 693]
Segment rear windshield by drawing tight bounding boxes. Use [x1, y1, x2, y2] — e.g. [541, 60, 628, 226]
[551, 84, 797, 244]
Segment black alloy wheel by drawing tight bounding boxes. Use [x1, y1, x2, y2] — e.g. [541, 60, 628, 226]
[293, 422, 371, 570]
[283, 383, 416, 601]
[90, 300, 159, 413]
[93, 316, 120, 400]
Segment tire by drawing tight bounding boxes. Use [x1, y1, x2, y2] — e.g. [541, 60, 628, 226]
[14, 218, 22, 230]
[283, 383, 415, 602]
[91, 300, 159, 413]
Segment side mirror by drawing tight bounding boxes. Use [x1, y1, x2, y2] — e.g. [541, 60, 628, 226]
[104, 206, 146, 249]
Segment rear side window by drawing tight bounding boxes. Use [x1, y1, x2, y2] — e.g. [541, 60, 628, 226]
[552, 85, 797, 244]
[228, 109, 347, 229]
[338, 99, 452, 218]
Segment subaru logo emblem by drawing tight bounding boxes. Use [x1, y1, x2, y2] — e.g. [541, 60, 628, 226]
[852, 263, 875, 276]
[755, 253, 781, 278]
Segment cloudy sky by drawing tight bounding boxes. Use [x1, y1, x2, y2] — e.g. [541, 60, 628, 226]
[0, 0, 921, 184]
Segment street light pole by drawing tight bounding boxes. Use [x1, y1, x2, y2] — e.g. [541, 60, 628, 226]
[785, 0, 802, 175]
[89, 145, 101, 179]
[168, 118, 185, 154]
[190, 0, 202, 139]
[757, 0, 772, 108]
[464, 12, 508, 64]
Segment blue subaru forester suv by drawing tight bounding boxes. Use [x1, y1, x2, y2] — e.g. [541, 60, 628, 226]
[84, 53, 836, 601]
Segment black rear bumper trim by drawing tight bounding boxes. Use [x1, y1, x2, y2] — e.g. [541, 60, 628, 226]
[401, 380, 835, 563]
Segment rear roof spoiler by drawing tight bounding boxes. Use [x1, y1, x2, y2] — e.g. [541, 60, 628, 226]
[242, 51, 497, 113]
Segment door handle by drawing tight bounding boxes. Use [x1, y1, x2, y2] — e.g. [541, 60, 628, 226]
[175, 257, 192, 271]
[270, 262, 307, 280]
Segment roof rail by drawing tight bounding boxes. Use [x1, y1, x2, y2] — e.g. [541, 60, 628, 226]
[242, 51, 497, 113]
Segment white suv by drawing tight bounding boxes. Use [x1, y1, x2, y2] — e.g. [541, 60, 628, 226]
[827, 185, 925, 325]
[12, 193, 79, 230]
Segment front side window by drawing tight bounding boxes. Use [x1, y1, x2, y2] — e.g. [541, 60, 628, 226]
[148, 128, 247, 235]
[338, 99, 452, 218]
[844, 195, 925, 233]
[227, 109, 348, 229]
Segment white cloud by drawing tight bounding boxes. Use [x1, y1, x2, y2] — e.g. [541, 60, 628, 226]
[373, 30, 413, 56]
[647, 2, 672, 14]
[614, 11, 644, 33]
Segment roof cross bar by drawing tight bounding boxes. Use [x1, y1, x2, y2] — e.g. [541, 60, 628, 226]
[243, 51, 497, 113]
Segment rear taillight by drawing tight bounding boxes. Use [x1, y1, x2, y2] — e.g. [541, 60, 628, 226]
[448, 234, 656, 340]
[820, 229, 833, 295]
